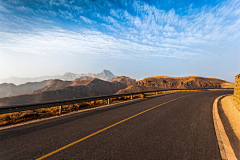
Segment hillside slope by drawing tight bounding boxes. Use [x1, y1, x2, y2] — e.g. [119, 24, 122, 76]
[109, 76, 136, 86]
[117, 76, 234, 94]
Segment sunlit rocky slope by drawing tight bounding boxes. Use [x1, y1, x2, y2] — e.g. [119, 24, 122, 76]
[117, 76, 234, 94]
[109, 76, 136, 86]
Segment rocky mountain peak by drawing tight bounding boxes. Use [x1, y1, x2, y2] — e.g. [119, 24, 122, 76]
[61, 72, 81, 81]
[101, 70, 114, 76]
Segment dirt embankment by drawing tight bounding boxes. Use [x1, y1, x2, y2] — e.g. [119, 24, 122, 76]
[220, 95, 240, 159]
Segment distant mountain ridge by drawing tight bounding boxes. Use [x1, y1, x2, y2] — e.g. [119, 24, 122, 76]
[0, 80, 52, 98]
[60, 70, 116, 81]
[0, 70, 116, 85]
[0, 75, 61, 85]
[82, 69, 116, 81]
[60, 72, 81, 81]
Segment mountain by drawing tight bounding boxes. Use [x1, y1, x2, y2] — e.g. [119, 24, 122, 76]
[60, 72, 81, 81]
[35, 76, 135, 94]
[0, 80, 52, 98]
[0, 75, 233, 106]
[60, 70, 116, 81]
[83, 69, 116, 81]
[0, 75, 61, 85]
[33, 80, 73, 94]
[0, 69, 116, 101]
[33, 79, 92, 94]
[109, 76, 136, 86]
[116, 76, 234, 94]
[0, 78, 127, 106]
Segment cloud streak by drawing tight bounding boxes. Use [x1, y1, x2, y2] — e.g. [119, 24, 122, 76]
[0, 28, 203, 60]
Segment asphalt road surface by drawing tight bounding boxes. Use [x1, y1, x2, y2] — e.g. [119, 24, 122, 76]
[0, 91, 233, 160]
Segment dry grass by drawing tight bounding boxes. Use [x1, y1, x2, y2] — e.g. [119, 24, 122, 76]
[221, 95, 240, 141]
[0, 101, 106, 126]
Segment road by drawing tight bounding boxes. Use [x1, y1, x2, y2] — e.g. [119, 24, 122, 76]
[0, 91, 232, 160]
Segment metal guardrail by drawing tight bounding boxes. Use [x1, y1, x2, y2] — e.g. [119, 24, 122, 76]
[0, 88, 233, 114]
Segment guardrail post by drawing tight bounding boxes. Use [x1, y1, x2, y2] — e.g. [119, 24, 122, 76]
[171, 90, 172, 93]
[156, 92, 157, 95]
[59, 105, 62, 115]
[179, 90, 180, 92]
[131, 95, 133, 100]
[164, 91, 165, 94]
[108, 98, 110, 105]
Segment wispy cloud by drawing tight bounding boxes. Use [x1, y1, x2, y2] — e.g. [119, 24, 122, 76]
[0, 29, 203, 60]
[80, 16, 94, 24]
[90, 0, 240, 50]
[0, 5, 10, 13]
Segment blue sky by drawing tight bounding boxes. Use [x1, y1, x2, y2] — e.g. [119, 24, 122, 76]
[0, 0, 240, 82]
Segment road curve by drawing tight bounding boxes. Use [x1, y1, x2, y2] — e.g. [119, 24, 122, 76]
[0, 91, 232, 160]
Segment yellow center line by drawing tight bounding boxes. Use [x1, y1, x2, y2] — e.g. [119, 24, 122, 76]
[36, 95, 187, 160]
